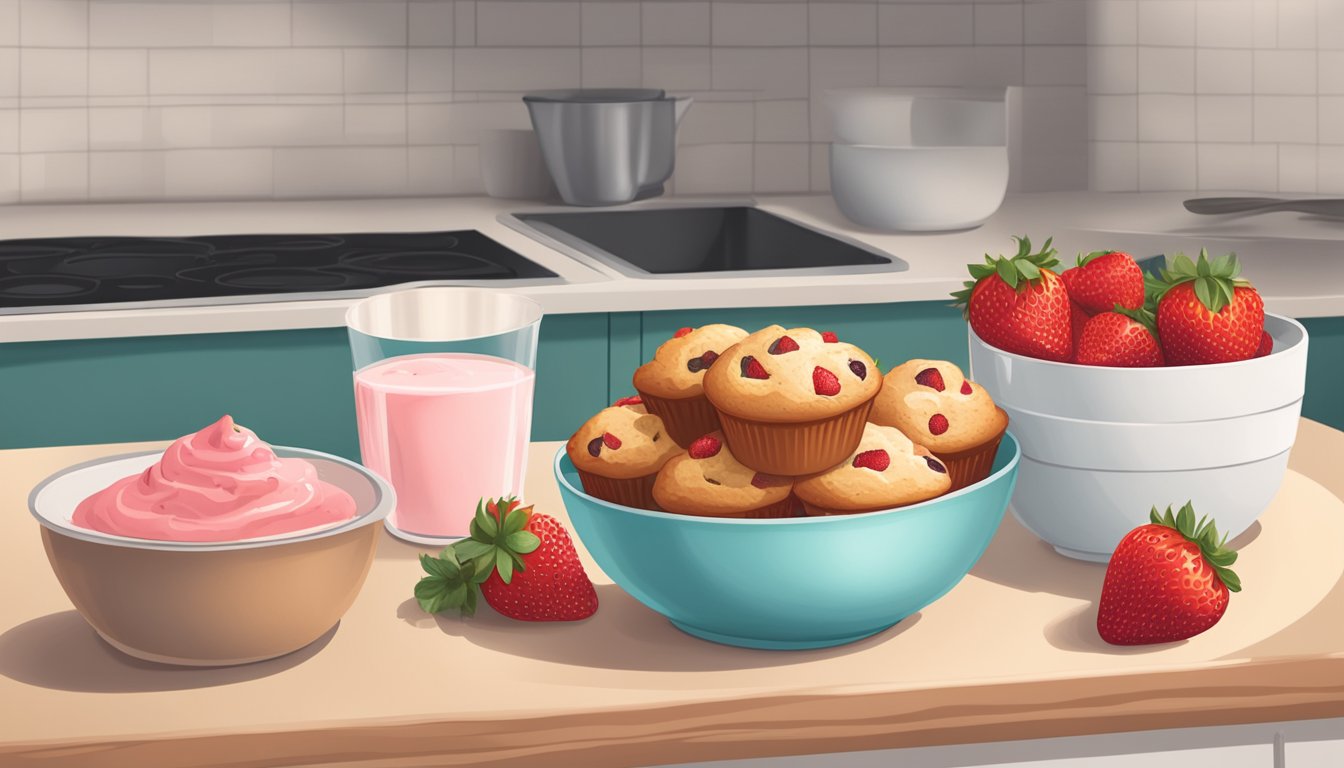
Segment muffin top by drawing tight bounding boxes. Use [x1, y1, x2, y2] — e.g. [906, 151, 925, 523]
[634, 324, 750, 399]
[703, 326, 881, 422]
[566, 398, 681, 480]
[794, 423, 952, 512]
[870, 359, 1008, 453]
[652, 432, 793, 516]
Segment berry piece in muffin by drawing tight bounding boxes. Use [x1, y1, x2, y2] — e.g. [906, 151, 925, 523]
[870, 359, 1009, 491]
[652, 431, 795, 519]
[703, 325, 881, 475]
[794, 423, 953, 515]
[633, 324, 749, 447]
[566, 400, 681, 510]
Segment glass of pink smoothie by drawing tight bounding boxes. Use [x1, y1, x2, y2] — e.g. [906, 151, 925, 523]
[346, 288, 542, 544]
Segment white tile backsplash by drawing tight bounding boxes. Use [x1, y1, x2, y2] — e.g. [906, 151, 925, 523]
[0, 0, 17, 47]
[89, 50, 148, 97]
[1088, 0, 1135, 46]
[21, 49, 87, 97]
[1195, 0, 1253, 48]
[976, 2, 1024, 46]
[410, 1, 456, 46]
[581, 2, 640, 46]
[582, 47, 643, 88]
[714, 3, 808, 47]
[1195, 49, 1253, 94]
[1137, 0, 1195, 46]
[754, 99, 809, 142]
[752, 142, 808, 192]
[478, 2, 581, 47]
[21, 0, 87, 46]
[644, 47, 713, 90]
[879, 3, 973, 47]
[21, 151, 87, 201]
[1278, 144, 1317, 191]
[1197, 142, 1278, 191]
[1196, 95, 1253, 142]
[712, 47, 808, 97]
[292, 2, 408, 47]
[0, 109, 16, 152]
[1253, 95, 1316, 143]
[1137, 141, 1196, 190]
[0, 153, 21, 203]
[1025, 0, 1087, 45]
[1136, 46, 1193, 93]
[809, 3, 877, 47]
[642, 2, 710, 46]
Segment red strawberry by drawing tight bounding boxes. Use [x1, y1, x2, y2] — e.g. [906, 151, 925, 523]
[769, 335, 800, 354]
[952, 236, 1072, 362]
[813, 366, 841, 396]
[1068, 302, 1090, 361]
[852, 449, 891, 471]
[601, 431, 622, 449]
[416, 497, 598, 622]
[674, 327, 693, 338]
[820, 331, 839, 343]
[1075, 308, 1165, 367]
[1255, 330, 1273, 358]
[740, 355, 770, 379]
[928, 413, 949, 435]
[960, 380, 973, 395]
[1153, 250, 1265, 366]
[612, 395, 643, 407]
[1097, 502, 1241, 645]
[688, 434, 722, 459]
[1060, 250, 1145, 315]
[914, 367, 946, 391]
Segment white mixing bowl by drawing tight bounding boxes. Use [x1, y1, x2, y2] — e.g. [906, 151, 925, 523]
[968, 313, 1308, 561]
[829, 144, 1009, 232]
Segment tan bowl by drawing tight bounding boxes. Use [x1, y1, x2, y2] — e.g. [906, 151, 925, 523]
[29, 448, 395, 667]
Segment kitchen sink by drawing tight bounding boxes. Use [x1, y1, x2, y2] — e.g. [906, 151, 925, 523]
[503, 205, 906, 278]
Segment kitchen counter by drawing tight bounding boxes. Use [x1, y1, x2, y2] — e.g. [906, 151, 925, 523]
[4, 419, 1344, 768]
[3, 191, 1343, 343]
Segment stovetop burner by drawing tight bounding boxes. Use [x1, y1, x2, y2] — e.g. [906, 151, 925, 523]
[0, 230, 558, 310]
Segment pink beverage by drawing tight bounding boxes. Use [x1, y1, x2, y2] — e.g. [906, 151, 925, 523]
[354, 353, 535, 539]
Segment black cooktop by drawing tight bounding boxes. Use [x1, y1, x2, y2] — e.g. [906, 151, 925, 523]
[0, 230, 557, 310]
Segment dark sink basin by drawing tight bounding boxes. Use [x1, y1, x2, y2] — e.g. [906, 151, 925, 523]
[508, 206, 906, 277]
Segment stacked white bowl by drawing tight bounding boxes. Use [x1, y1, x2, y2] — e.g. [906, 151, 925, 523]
[969, 313, 1309, 562]
[826, 88, 1010, 232]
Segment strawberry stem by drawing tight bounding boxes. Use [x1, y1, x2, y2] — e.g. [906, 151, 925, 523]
[1149, 502, 1242, 593]
[1150, 249, 1250, 314]
[951, 235, 1060, 316]
[414, 496, 541, 616]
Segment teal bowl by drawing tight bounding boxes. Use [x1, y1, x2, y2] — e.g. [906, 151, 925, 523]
[553, 433, 1020, 650]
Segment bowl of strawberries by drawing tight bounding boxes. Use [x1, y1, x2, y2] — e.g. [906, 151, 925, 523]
[959, 236, 1308, 562]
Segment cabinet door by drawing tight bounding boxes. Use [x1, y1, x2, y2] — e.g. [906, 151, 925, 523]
[1286, 737, 1344, 766]
[638, 301, 969, 381]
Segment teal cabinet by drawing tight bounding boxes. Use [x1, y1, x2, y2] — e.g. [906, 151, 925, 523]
[0, 313, 610, 457]
[1298, 317, 1344, 431]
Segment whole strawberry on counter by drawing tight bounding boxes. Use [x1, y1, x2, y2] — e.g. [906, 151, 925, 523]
[953, 236, 1072, 362]
[1097, 502, 1241, 646]
[1150, 250, 1265, 366]
[1075, 306, 1165, 367]
[1061, 250, 1146, 315]
[415, 497, 598, 621]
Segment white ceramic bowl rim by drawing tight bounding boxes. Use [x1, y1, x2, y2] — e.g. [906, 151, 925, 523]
[970, 311, 1306, 373]
[553, 432, 1020, 526]
[29, 446, 396, 552]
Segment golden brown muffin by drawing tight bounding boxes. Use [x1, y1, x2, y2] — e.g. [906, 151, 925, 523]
[703, 325, 881, 475]
[652, 432, 795, 519]
[566, 398, 681, 509]
[633, 324, 749, 446]
[870, 359, 1009, 491]
[794, 423, 952, 515]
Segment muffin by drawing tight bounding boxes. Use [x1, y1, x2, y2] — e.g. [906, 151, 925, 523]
[703, 326, 881, 475]
[870, 359, 1009, 491]
[653, 432, 796, 519]
[794, 423, 953, 516]
[566, 397, 681, 510]
[633, 324, 749, 446]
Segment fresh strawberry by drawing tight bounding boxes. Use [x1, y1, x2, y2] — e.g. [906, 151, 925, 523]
[768, 335, 800, 354]
[1068, 302, 1089, 361]
[1255, 330, 1273, 358]
[1152, 250, 1265, 365]
[928, 413, 949, 435]
[740, 355, 770, 380]
[1060, 250, 1145, 315]
[1097, 502, 1241, 645]
[1075, 307, 1165, 367]
[952, 236, 1072, 362]
[852, 450, 890, 471]
[674, 327, 693, 338]
[415, 497, 598, 622]
[688, 434, 722, 459]
[914, 367, 946, 392]
[960, 380, 973, 395]
[820, 331, 839, 343]
[612, 395, 643, 407]
[601, 431, 622, 450]
[813, 366, 841, 396]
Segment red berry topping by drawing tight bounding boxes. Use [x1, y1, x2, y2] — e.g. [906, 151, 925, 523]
[925, 456, 947, 473]
[602, 432, 622, 450]
[852, 449, 891, 472]
[915, 367, 946, 392]
[688, 435, 722, 459]
[613, 395, 643, 407]
[928, 414, 949, 435]
[674, 327, 693, 338]
[848, 359, 867, 380]
[1255, 330, 1273, 358]
[687, 350, 720, 373]
[768, 335, 800, 355]
[821, 331, 839, 343]
[813, 366, 841, 396]
[750, 472, 787, 489]
[586, 437, 603, 457]
[740, 356, 770, 379]
[960, 380, 973, 395]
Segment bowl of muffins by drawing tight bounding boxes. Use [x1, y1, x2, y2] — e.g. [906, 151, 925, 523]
[555, 324, 1019, 649]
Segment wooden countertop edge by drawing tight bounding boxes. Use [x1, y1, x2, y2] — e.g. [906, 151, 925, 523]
[7, 655, 1344, 768]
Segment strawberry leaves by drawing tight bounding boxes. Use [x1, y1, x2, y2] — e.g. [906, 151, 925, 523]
[414, 497, 541, 617]
[1149, 501, 1242, 593]
[1150, 249, 1250, 314]
[952, 235, 1060, 314]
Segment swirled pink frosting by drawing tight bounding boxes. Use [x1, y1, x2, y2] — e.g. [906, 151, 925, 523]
[72, 415, 357, 542]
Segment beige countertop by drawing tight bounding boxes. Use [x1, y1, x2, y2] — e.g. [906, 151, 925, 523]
[2, 191, 1343, 344]
[4, 421, 1344, 767]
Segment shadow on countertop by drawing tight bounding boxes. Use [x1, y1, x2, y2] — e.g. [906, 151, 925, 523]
[0, 611, 334, 693]
[396, 586, 921, 673]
